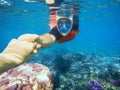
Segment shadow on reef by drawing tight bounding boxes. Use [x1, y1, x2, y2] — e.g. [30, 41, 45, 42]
[52, 54, 73, 89]
[28, 48, 120, 90]
[54, 55, 72, 74]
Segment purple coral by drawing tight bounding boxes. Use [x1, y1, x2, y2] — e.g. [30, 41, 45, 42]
[110, 79, 120, 87]
[107, 79, 120, 87]
[88, 80, 105, 90]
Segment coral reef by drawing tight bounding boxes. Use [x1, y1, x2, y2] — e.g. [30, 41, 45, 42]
[88, 80, 105, 90]
[0, 63, 53, 90]
[27, 47, 120, 90]
[106, 79, 120, 87]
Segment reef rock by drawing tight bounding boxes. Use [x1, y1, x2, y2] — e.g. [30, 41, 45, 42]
[0, 63, 53, 90]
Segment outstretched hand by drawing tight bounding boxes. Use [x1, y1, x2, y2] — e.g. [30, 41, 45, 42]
[18, 33, 55, 48]
[18, 34, 41, 53]
[0, 39, 41, 74]
[2, 39, 41, 61]
[0, 33, 55, 74]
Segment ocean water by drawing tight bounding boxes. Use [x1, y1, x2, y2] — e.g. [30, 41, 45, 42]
[0, 0, 120, 56]
[0, 0, 120, 90]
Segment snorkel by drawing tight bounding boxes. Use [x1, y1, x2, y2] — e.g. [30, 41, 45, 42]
[56, 5, 73, 36]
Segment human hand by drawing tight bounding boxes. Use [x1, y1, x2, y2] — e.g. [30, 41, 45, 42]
[18, 33, 55, 48]
[38, 33, 55, 47]
[2, 39, 41, 63]
[0, 39, 41, 73]
[18, 34, 41, 53]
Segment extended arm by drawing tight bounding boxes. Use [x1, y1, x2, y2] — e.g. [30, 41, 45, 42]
[0, 39, 36, 74]
[0, 33, 55, 74]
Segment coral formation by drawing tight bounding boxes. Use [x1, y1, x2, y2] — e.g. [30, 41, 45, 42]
[28, 48, 120, 90]
[88, 80, 105, 90]
[0, 63, 53, 90]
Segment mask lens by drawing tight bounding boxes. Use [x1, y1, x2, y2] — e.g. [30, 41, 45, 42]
[56, 7, 73, 36]
[57, 18, 72, 35]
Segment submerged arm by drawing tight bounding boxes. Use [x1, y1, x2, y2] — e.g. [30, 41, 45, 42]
[0, 39, 37, 74]
[0, 33, 56, 74]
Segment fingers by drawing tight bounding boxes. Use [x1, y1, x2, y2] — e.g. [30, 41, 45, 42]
[41, 39, 53, 47]
[33, 43, 41, 54]
[18, 34, 39, 42]
[18, 34, 42, 54]
[40, 39, 50, 47]
[17, 33, 55, 53]
[36, 44, 41, 49]
[38, 33, 55, 48]
[33, 49, 38, 54]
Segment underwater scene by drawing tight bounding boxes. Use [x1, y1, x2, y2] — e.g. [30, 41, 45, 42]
[0, 0, 120, 90]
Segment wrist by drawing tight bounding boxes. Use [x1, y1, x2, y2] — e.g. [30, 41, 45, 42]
[49, 33, 56, 42]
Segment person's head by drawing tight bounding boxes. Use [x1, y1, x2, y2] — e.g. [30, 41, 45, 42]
[56, 5, 73, 36]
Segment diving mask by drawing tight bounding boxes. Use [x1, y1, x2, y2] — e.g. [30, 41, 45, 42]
[56, 8, 73, 36]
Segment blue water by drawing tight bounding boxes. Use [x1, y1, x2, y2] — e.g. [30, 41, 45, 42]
[0, 0, 120, 56]
[0, 0, 120, 90]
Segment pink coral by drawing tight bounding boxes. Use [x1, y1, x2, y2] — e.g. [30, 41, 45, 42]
[0, 63, 53, 90]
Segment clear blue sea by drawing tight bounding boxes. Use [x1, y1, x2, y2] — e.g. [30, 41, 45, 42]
[0, 0, 120, 89]
[0, 0, 120, 56]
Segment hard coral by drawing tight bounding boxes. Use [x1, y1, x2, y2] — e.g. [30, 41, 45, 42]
[0, 63, 53, 90]
[88, 80, 105, 90]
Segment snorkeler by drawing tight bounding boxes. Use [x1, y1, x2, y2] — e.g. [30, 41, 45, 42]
[46, 0, 79, 43]
[0, 0, 79, 74]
